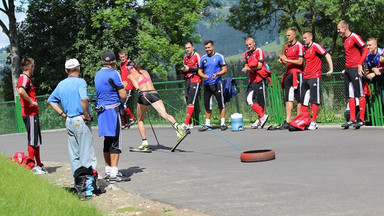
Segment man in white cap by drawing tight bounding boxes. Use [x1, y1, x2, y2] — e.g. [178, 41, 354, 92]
[48, 59, 97, 193]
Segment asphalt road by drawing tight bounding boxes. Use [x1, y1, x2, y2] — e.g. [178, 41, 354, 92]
[1, 125, 384, 216]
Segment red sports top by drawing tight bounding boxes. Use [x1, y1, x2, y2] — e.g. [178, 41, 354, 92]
[119, 60, 134, 90]
[183, 52, 202, 83]
[17, 73, 39, 116]
[244, 48, 271, 83]
[284, 41, 304, 74]
[342, 33, 369, 68]
[303, 42, 327, 79]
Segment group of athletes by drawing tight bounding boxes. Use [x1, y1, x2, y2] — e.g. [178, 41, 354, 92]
[16, 20, 383, 191]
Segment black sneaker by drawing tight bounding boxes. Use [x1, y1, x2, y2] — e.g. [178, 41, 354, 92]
[127, 119, 137, 128]
[279, 121, 289, 130]
[341, 121, 354, 129]
[220, 125, 228, 131]
[198, 125, 210, 132]
[353, 119, 365, 129]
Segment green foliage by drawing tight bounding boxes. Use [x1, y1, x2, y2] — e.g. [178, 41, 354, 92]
[0, 154, 102, 216]
[227, 0, 384, 55]
[0, 67, 13, 101]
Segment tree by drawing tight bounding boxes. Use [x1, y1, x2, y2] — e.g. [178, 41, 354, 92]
[90, 0, 217, 80]
[0, 0, 20, 100]
[227, 0, 384, 55]
[18, 0, 83, 94]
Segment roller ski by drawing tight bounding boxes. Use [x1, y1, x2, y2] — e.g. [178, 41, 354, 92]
[129, 146, 152, 153]
[130, 140, 152, 153]
[171, 127, 191, 152]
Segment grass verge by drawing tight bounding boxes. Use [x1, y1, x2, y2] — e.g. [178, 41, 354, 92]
[0, 154, 102, 216]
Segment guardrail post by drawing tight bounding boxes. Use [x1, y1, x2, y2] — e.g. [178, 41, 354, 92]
[14, 96, 25, 133]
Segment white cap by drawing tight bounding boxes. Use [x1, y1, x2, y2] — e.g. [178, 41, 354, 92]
[65, 58, 80, 69]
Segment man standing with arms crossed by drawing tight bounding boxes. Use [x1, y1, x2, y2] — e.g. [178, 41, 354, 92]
[17, 57, 47, 174]
[242, 37, 271, 129]
[48, 58, 97, 185]
[118, 50, 136, 129]
[337, 20, 369, 129]
[181, 41, 201, 130]
[198, 40, 228, 131]
[301, 31, 333, 130]
[278, 28, 304, 130]
[95, 51, 129, 182]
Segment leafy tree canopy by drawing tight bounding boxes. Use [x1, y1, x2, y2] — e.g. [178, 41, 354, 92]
[227, 0, 384, 55]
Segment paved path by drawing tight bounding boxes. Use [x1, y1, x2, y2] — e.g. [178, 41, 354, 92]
[1, 125, 384, 216]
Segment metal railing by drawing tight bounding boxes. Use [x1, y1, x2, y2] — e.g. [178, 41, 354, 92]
[1, 72, 383, 135]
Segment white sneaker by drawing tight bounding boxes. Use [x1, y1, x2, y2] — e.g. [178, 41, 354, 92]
[308, 121, 318, 130]
[31, 165, 46, 174]
[181, 123, 188, 130]
[176, 124, 186, 140]
[259, 114, 269, 128]
[251, 119, 261, 129]
[40, 165, 48, 174]
[188, 124, 194, 129]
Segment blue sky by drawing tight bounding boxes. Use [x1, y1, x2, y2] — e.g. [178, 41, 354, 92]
[0, 1, 26, 48]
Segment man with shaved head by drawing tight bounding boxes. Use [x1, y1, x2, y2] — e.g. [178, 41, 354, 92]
[278, 28, 304, 130]
[337, 20, 369, 129]
[242, 37, 271, 129]
[301, 31, 333, 130]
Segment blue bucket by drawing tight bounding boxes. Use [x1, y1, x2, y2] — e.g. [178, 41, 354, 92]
[231, 113, 244, 132]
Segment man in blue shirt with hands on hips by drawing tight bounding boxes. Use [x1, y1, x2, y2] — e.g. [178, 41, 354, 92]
[198, 40, 228, 131]
[48, 58, 97, 187]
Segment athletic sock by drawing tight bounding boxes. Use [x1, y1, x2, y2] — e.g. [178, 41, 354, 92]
[359, 96, 366, 122]
[28, 145, 35, 162]
[301, 105, 309, 113]
[124, 108, 134, 119]
[221, 118, 225, 125]
[31, 146, 42, 167]
[348, 98, 356, 121]
[105, 166, 111, 176]
[184, 105, 194, 125]
[251, 104, 264, 118]
[205, 119, 211, 126]
[110, 167, 118, 178]
[311, 104, 319, 122]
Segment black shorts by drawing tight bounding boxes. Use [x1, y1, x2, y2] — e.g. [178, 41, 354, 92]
[284, 72, 303, 102]
[185, 80, 200, 105]
[301, 78, 321, 106]
[103, 115, 122, 154]
[246, 80, 268, 106]
[23, 115, 42, 147]
[138, 93, 161, 105]
[204, 83, 225, 111]
[344, 67, 364, 98]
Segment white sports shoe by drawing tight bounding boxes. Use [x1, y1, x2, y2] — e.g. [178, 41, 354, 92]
[251, 119, 261, 129]
[181, 123, 188, 130]
[176, 124, 186, 140]
[259, 114, 269, 128]
[308, 121, 318, 130]
[31, 165, 46, 174]
[188, 124, 194, 129]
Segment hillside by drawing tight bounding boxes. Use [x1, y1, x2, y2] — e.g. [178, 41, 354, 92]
[195, 2, 279, 57]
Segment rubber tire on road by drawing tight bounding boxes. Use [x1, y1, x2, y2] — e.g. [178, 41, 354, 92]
[240, 149, 275, 162]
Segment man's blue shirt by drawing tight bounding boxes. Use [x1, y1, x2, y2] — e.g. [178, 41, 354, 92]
[365, 47, 383, 68]
[48, 76, 89, 117]
[199, 52, 226, 85]
[94, 67, 123, 106]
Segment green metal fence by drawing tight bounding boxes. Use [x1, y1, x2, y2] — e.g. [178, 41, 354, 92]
[1, 71, 383, 135]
